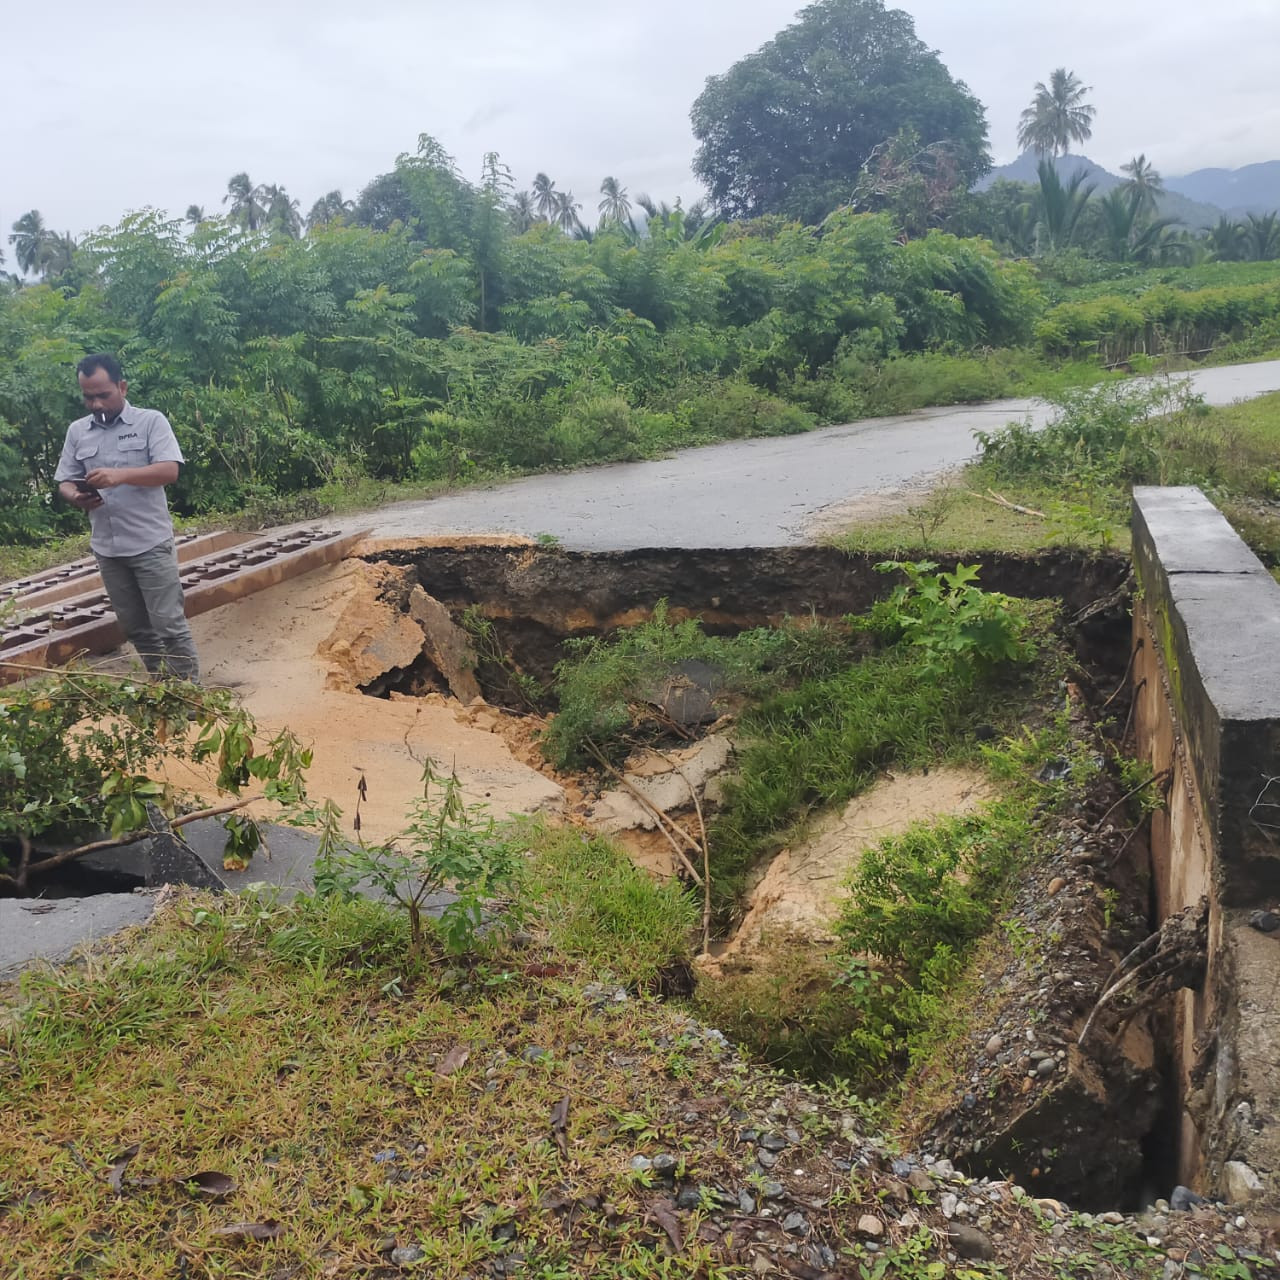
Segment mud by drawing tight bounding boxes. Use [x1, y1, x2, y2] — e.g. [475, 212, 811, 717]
[142, 559, 565, 845]
[712, 767, 993, 967]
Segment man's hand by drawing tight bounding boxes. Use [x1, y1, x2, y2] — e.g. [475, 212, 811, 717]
[84, 466, 128, 489]
[58, 481, 103, 510]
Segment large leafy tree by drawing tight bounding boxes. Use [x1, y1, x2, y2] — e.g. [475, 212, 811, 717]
[690, 0, 989, 224]
[1016, 69, 1095, 158]
[353, 171, 415, 231]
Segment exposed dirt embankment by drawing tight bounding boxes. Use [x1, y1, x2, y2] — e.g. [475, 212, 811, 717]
[712, 767, 993, 967]
[362, 544, 1130, 689]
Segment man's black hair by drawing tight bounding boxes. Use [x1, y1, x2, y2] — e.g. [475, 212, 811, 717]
[76, 353, 123, 383]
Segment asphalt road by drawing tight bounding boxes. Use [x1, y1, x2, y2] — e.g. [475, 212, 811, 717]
[336, 361, 1280, 551]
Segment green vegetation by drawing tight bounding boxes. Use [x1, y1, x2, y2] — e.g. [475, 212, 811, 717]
[694, 634, 1077, 1090]
[691, 0, 989, 224]
[4, 43, 1280, 563]
[833, 380, 1280, 560]
[316, 761, 527, 958]
[520, 825, 700, 988]
[547, 566, 1043, 921]
[0, 669, 312, 888]
[542, 602, 856, 770]
[6, 849, 1249, 1279]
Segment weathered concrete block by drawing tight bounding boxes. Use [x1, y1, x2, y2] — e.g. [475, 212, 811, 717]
[1133, 486, 1280, 1207]
[1133, 486, 1280, 907]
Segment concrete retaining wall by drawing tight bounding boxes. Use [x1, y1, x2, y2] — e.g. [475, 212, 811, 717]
[1132, 486, 1280, 1205]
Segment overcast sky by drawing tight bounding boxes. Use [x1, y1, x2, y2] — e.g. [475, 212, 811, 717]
[4, 0, 1278, 249]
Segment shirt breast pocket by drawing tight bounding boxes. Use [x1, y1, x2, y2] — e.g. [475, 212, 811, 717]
[113, 442, 149, 468]
[74, 442, 100, 464]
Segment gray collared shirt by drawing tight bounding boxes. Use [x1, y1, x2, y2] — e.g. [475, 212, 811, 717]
[55, 401, 185, 558]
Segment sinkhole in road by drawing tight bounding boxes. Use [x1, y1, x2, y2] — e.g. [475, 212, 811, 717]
[344, 540, 1183, 1211]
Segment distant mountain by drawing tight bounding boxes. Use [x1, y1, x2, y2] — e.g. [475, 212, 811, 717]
[1166, 163, 1280, 218]
[978, 152, 1223, 230]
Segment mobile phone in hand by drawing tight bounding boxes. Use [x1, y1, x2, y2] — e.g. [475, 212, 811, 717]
[74, 479, 100, 496]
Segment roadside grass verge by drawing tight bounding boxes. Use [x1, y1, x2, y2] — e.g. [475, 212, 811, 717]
[1, 850, 1243, 1280]
[832, 384, 1280, 561]
[0, 835, 720, 1280]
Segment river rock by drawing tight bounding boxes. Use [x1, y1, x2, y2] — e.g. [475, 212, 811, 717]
[856, 1214, 884, 1238]
[948, 1225, 996, 1260]
[1224, 1161, 1264, 1203]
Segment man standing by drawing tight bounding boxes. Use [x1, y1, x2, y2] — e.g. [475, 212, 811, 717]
[54, 354, 201, 682]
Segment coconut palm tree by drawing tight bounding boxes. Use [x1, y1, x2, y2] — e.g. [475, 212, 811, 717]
[551, 190, 583, 234]
[185, 205, 207, 229]
[1120, 155, 1165, 220]
[305, 190, 354, 231]
[40, 231, 77, 279]
[223, 173, 268, 231]
[8, 210, 49, 275]
[531, 173, 558, 222]
[509, 190, 537, 233]
[598, 176, 632, 224]
[259, 185, 302, 239]
[1017, 69, 1096, 157]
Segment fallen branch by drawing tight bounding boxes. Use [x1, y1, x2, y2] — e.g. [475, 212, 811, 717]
[979, 490, 1047, 519]
[1, 798, 255, 891]
[584, 741, 704, 886]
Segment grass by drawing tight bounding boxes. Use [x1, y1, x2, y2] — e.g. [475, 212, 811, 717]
[520, 823, 700, 987]
[829, 483, 1131, 558]
[832, 387, 1280, 562]
[3, 865, 1266, 1279]
[0, 835, 732, 1280]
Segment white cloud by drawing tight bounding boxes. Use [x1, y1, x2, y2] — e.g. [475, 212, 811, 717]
[2, 0, 1277, 250]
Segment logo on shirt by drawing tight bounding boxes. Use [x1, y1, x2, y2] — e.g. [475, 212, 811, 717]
[117, 431, 139, 441]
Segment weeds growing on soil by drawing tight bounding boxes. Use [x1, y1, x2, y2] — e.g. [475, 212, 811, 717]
[836, 382, 1280, 564]
[520, 824, 699, 988]
[542, 601, 858, 770]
